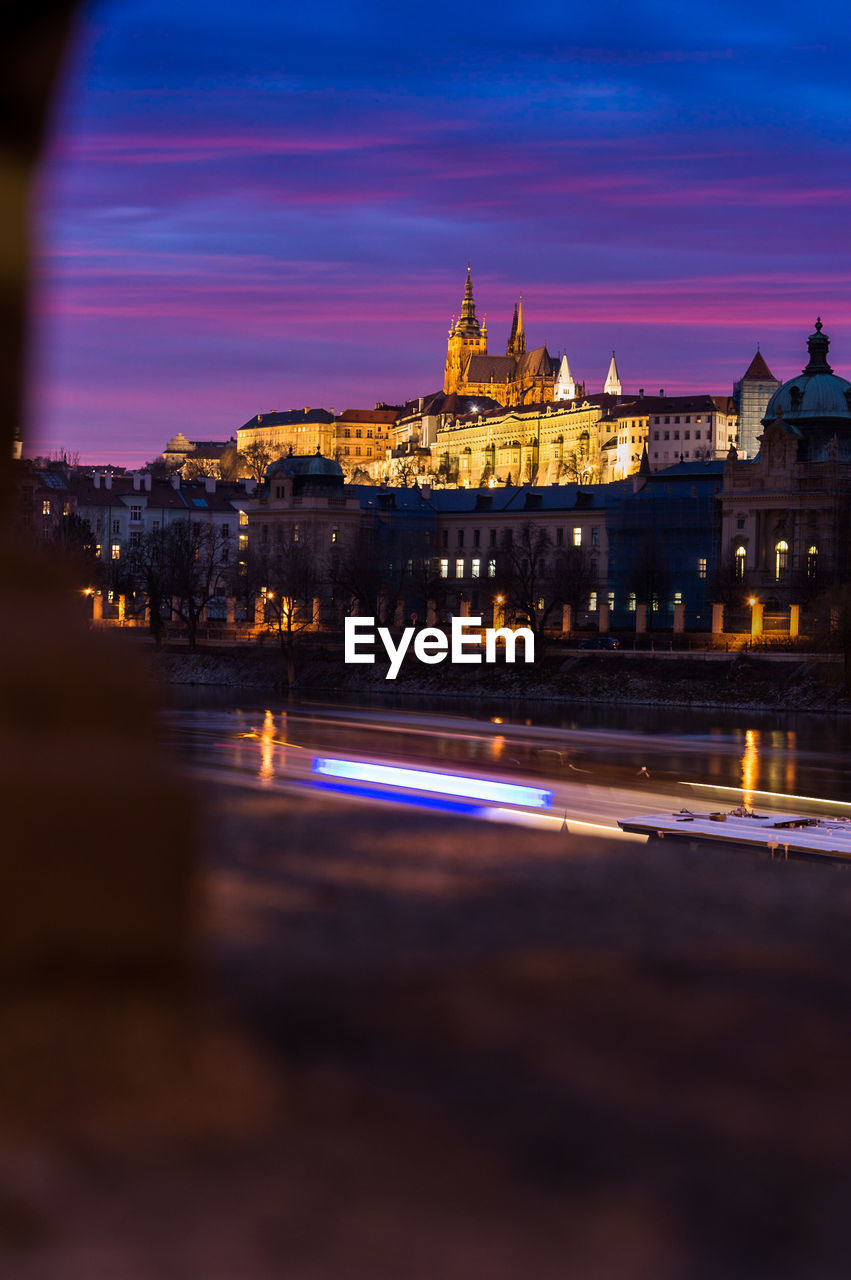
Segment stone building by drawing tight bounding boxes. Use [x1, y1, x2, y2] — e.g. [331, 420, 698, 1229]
[442, 267, 558, 406]
[733, 350, 780, 460]
[720, 321, 851, 609]
[236, 408, 337, 460]
[435, 396, 620, 488]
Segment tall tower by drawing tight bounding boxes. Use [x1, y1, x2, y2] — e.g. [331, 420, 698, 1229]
[554, 354, 576, 401]
[506, 297, 526, 358]
[733, 348, 779, 459]
[604, 350, 622, 396]
[444, 264, 488, 394]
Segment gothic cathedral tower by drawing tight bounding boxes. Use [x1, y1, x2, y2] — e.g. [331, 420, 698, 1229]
[444, 265, 487, 394]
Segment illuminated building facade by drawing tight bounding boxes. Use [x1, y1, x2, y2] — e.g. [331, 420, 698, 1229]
[443, 268, 558, 406]
[721, 321, 851, 609]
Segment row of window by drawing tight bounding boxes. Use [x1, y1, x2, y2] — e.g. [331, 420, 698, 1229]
[733, 542, 819, 581]
[652, 415, 707, 425]
[439, 558, 495, 579]
[441, 526, 600, 549]
[653, 429, 706, 442]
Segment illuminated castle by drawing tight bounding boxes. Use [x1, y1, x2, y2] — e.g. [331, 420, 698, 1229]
[443, 266, 558, 407]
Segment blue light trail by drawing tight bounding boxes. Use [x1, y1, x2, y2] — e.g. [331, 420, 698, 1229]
[311, 758, 553, 808]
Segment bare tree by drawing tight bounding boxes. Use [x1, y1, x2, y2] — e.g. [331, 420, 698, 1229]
[143, 455, 182, 479]
[252, 530, 323, 685]
[218, 442, 241, 481]
[127, 528, 172, 646]
[165, 520, 233, 650]
[182, 453, 221, 480]
[494, 523, 553, 635]
[495, 523, 596, 635]
[239, 441, 273, 482]
[51, 513, 102, 590]
[390, 455, 422, 487]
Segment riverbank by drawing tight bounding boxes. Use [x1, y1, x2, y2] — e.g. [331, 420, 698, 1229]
[145, 644, 851, 713]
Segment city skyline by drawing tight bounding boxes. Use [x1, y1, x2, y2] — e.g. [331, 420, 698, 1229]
[26, 0, 851, 465]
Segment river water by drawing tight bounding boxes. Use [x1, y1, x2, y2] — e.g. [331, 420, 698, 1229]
[159, 685, 851, 807]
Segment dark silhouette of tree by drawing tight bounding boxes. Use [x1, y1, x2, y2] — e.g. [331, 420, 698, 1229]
[127, 528, 172, 646]
[495, 523, 597, 635]
[143, 455, 182, 479]
[51, 513, 101, 589]
[626, 529, 670, 629]
[252, 530, 322, 686]
[165, 520, 233, 650]
[239, 441, 273, 482]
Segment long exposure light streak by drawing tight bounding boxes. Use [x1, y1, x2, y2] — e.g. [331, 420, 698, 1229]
[311, 758, 553, 808]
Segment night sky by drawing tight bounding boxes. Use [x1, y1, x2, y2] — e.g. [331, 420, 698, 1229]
[27, 0, 851, 465]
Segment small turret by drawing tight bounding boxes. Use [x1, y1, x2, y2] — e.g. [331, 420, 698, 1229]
[604, 350, 622, 396]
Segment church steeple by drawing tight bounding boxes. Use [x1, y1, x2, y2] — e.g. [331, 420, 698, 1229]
[604, 350, 622, 396]
[506, 297, 526, 357]
[507, 303, 518, 356]
[454, 262, 481, 338]
[515, 296, 525, 356]
[444, 263, 488, 394]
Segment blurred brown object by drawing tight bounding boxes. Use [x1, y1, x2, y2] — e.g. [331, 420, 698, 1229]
[0, 0, 276, 1151]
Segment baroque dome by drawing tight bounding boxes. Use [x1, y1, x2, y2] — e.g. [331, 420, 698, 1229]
[265, 449, 344, 480]
[764, 320, 851, 425]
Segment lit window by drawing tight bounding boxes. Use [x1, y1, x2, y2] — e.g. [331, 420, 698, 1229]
[42, 499, 51, 516]
[440, 559, 449, 578]
[735, 545, 746, 579]
[471, 558, 481, 578]
[651, 594, 659, 612]
[293, 524, 300, 542]
[673, 591, 683, 605]
[111, 543, 120, 560]
[774, 539, 788, 581]
[239, 510, 248, 526]
[608, 592, 615, 609]
[589, 591, 597, 611]
[807, 544, 819, 581]
[331, 526, 339, 544]
[239, 534, 248, 549]
[487, 559, 496, 578]
[698, 557, 707, 579]
[573, 527, 582, 546]
[455, 558, 464, 578]
[628, 593, 636, 611]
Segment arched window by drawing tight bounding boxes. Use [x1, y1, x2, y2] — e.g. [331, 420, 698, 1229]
[807, 544, 819, 582]
[774, 539, 788, 581]
[734, 545, 746, 579]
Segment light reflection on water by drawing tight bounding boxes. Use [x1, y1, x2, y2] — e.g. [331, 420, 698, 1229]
[259, 708, 276, 784]
[161, 687, 851, 804]
[741, 729, 759, 807]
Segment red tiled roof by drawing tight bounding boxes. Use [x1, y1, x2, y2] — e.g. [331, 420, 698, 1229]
[741, 350, 777, 382]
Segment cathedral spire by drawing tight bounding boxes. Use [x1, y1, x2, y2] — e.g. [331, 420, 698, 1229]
[507, 303, 518, 356]
[515, 296, 526, 356]
[455, 262, 481, 337]
[604, 350, 622, 396]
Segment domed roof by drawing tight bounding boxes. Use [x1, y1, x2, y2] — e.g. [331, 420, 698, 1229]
[265, 448, 344, 481]
[764, 320, 851, 425]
